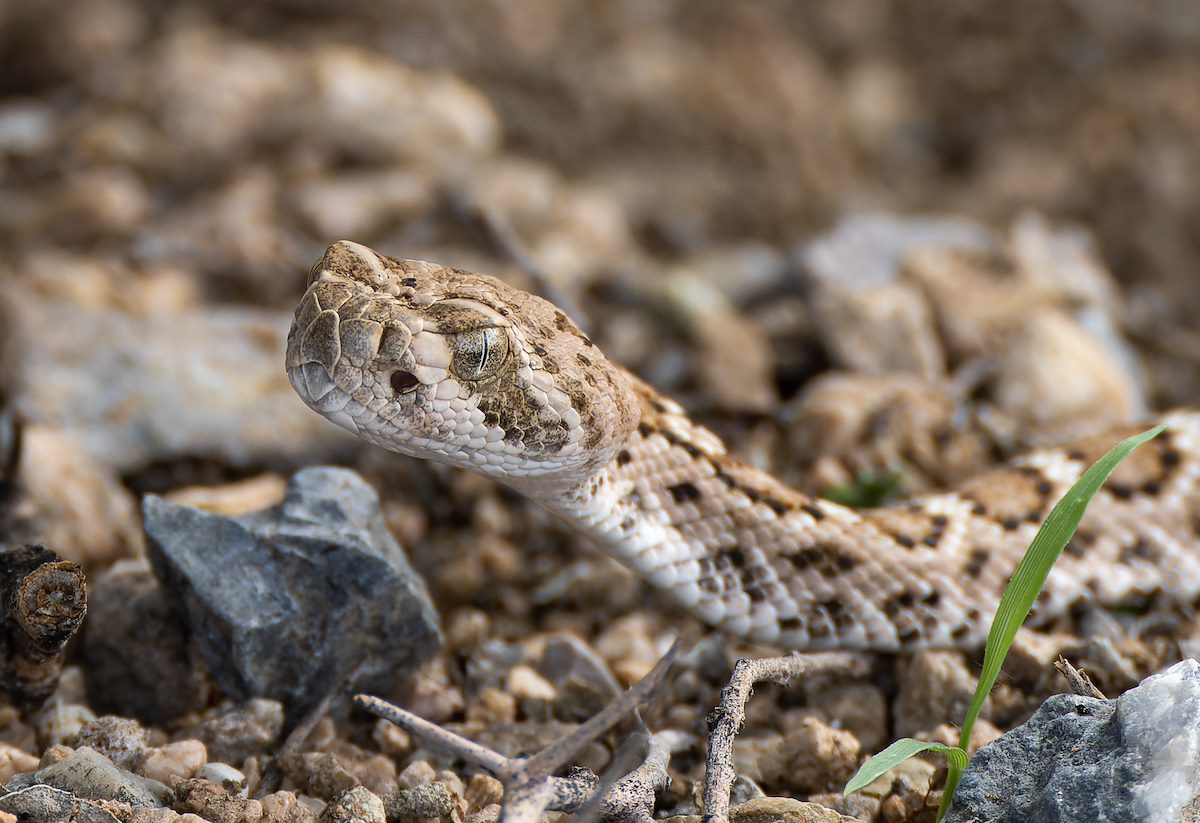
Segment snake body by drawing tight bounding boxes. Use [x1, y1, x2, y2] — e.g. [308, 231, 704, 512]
[287, 241, 1200, 650]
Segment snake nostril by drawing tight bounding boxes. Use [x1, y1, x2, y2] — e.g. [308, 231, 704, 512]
[390, 370, 419, 394]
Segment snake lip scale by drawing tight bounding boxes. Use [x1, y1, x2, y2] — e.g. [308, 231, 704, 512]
[287, 240, 1200, 651]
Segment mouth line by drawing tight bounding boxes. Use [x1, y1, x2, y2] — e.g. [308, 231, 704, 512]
[289, 361, 349, 414]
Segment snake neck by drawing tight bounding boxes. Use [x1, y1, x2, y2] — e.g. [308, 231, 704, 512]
[536, 376, 876, 645]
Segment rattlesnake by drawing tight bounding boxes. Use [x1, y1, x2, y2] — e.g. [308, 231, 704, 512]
[286, 241, 1200, 650]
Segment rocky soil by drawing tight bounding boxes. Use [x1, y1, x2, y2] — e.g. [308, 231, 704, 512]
[1, 2, 1199, 822]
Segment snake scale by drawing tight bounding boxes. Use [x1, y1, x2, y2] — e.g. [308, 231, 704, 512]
[286, 241, 1200, 651]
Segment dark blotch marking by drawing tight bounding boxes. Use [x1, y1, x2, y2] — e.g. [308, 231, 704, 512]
[576, 354, 591, 367]
[818, 598, 854, 629]
[1109, 484, 1134, 500]
[401, 277, 417, 287]
[722, 547, 746, 567]
[668, 482, 702, 504]
[788, 543, 857, 576]
[616, 450, 631, 467]
[478, 384, 569, 454]
[801, 503, 825, 521]
[895, 534, 915, 549]
[1119, 539, 1156, 564]
[818, 598, 843, 616]
[965, 548, 989, 578]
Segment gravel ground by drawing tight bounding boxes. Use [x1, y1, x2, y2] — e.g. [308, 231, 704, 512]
[0, 3, 1198, 822]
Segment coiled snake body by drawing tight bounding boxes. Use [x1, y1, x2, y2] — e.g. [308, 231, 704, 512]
[287, 241, 1200, 650]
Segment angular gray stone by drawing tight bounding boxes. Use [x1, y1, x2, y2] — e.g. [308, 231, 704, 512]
[144, 467, 442, 716]
[4, 747, 170, 809]
[0, 784, 122, 823]
[945, 659, 1200, 823]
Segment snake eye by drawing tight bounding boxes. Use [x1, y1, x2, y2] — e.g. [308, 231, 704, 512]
[390, 370, 419, 393]
[451, 327, 509, 381]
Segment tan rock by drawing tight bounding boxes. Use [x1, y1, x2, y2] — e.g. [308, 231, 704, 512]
[0, 742, 39, 784]
[139, 743, 207, 787]
[757, 717, 860, 793]
[507, 664, 558, 702]
[731, 796, 860, 823]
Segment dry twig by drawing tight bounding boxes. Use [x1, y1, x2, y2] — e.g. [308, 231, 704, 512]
[1055, 655, 1106, 699]
[358, 641, 680, 823]
[472, 204, 590, 332]
[701, 653, 872, 823]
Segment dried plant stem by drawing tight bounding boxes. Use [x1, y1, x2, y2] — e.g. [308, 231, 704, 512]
[358, 641, 680, 823]
[701, 653, 871, 823]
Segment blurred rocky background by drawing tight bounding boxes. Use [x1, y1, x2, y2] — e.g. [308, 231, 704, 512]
[0, 2, 1198, 821]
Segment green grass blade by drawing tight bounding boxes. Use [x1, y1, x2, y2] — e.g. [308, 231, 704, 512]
[844, 739, 967, 796]
[956, 424, 1164, 753]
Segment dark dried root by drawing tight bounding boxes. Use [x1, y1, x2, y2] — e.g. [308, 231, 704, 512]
[0, 544, 87, 706]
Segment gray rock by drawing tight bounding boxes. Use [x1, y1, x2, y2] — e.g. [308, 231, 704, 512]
[945, 658, 1200, 823]
[538, 634, 622, 721]
[0, 784, 122, 823]
[144, 467, 442, 716]
[4, 747, 170, 809]
[190, 697, 284, 765]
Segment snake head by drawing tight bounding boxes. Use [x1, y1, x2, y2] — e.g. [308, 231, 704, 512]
[286, 241, 639, 485]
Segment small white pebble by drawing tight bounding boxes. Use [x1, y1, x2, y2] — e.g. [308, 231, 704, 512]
[506, 664, 557, 702]
[200, 762, 247, 797]
[36, 703, 96, 746]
